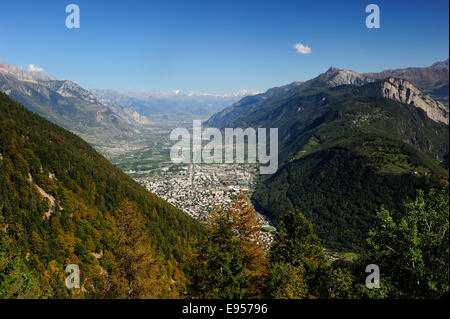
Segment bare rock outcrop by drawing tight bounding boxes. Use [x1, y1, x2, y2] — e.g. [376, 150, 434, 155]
[380, 77, 449, 124]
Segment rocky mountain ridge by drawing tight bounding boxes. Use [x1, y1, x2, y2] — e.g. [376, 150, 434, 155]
[206, 61, 449, 128]
[0, 62, 139, 143]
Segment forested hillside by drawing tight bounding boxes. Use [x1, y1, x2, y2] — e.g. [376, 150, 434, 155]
[248, 82, 449, 250]
[253, 133, 448, 251]
[206, 75, 449, 251]
[0, 93, 203, 298]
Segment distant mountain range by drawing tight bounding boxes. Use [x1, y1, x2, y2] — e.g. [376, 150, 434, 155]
[0, 61, 257, 146]
[91, 88, 258, 121]
[206, 59, 449, 128]
[0, 62, 138, 145]
[205, 60, 449, 251]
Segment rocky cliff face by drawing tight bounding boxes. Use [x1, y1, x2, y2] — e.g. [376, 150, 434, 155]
[323, 66, 375, 87]
[321, 67, 449, 125]
[380, 78, 449, 124]
[206, 62, 449, 129]
[364, 59, 449, 103]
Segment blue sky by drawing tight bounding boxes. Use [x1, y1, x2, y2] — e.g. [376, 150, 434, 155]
[0, 0, 448, 94]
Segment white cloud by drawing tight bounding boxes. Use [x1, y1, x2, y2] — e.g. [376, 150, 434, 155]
[232, 89, 262, 97]
[26, 64, 45, 73]
[294, 43, 312, 54]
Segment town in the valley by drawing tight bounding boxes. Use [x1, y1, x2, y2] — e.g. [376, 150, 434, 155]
[134, 162, 276, 248]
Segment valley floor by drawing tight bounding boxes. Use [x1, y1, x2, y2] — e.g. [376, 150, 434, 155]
[97, 125, 276, 248]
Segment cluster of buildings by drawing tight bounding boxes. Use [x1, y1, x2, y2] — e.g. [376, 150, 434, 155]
[136, 163, 275, 248]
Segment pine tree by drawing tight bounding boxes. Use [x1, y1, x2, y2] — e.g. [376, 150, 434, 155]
[267, 210, 353, 298]
[188, 208, 244, 298]
[107, 200, 162, 298]
[188, 191, 268, 298]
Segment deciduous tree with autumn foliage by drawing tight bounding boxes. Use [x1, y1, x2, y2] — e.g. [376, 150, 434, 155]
[106, 200, 164, 298]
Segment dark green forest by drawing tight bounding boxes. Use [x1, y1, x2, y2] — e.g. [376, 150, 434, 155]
[0, 93, 203, 298]
[253, 133, 448, 251]
[207, 77, 449, 253]
[241, 81, 450, 251]
[188, 189, 449, 299]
